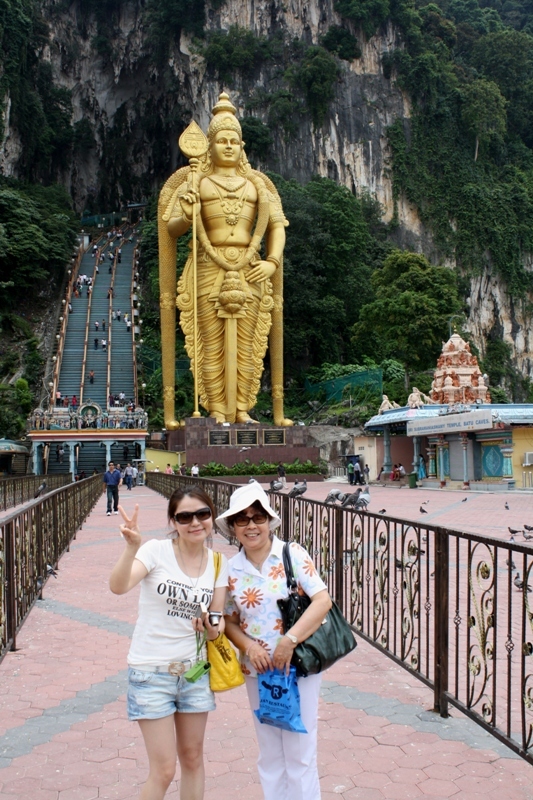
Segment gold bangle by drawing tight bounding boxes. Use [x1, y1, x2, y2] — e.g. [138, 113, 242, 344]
[267, 255, 280, 267]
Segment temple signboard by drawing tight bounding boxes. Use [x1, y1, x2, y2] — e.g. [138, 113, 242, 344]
[407, 410, 493, 437]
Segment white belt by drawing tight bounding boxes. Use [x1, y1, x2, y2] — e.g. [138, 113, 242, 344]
[129, 659, 195, 676]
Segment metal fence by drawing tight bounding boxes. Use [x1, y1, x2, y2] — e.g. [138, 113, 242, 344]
[0, 474, 71, 512]
[0, 475, 102, 662]
[146, 472, 533, 764]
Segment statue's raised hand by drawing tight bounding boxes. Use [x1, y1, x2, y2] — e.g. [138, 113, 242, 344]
[178, 189, 199, 221]
[118, 504, 142, 548]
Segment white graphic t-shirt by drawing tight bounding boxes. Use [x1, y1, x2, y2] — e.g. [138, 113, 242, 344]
[128, 540, 228, 667]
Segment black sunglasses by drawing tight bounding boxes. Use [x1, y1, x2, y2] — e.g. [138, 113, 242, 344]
[173, 507, 212, 525]
[233, 511, 269, 527]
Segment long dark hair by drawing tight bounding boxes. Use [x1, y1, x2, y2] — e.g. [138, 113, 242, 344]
[167, 486, 215, 525]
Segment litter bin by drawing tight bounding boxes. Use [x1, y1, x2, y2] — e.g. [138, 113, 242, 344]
[408, 472, 418, 489]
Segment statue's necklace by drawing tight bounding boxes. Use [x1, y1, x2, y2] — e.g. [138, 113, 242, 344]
[207, 176, 248, 229]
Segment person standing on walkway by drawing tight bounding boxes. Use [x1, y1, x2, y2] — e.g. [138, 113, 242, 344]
[89, 370, 95, 384]
[124, 463, 134, 490]
[94, 338, 99, 350]
[102, 338, 107, 352]
[353, 460, 363, 485]
[218, 481, 332, 800]
[165, 464, 174, 475]
[191, 463, 199, 478]
[95, 320, 99, 332]
[103, 461, 122, 515]
[109, 487, 228, 800]
[102, 319, 106, 331]
[347, 461, 354, 485]
[363, 463, 370, 484]
[117, 309, 121, 321]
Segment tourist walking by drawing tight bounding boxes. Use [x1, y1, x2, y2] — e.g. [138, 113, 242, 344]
[109, 487, 228, 799]
[103, 461, 122, 515]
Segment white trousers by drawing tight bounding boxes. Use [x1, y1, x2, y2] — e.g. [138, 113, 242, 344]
[245, 673, 322, 800]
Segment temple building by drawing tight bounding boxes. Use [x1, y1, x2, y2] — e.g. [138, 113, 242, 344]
[365, 333, 533, 490]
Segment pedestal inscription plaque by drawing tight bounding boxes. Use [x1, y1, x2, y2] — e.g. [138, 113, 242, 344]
[208, 430, 231, 446]
[263, 429, 285, 445]
[236, 430, 258, 446]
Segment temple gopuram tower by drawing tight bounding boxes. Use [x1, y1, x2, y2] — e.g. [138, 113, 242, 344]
[430, 332, 491, 405]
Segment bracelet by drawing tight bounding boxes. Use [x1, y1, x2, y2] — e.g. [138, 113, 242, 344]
[266, 255, 280, 267]
[245, 642, 257, 657]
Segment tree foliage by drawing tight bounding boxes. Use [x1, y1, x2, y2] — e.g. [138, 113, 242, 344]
[352, 250, 462, 375]
[0, 181, 76, 308]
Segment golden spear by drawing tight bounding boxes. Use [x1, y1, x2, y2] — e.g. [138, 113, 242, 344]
[178, 121, 208, 418]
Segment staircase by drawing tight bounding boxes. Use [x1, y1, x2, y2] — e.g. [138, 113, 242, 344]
[46, 231, 140, 477]
[109, 239, 136, 405]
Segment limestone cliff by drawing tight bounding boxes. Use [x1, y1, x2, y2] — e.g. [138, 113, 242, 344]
[1, 0, 531, 378]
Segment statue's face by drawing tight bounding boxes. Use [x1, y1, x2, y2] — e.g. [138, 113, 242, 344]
[210, 129, 242, 168]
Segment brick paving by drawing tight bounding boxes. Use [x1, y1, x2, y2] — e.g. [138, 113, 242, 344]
[0, 483, 532, 799]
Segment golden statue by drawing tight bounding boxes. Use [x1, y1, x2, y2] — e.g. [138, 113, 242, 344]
[158, 92, 293, 428]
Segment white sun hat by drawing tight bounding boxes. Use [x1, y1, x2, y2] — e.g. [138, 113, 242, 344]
[215, 480, 281, 538]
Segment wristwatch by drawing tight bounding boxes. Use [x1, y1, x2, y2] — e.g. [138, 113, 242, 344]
[285, 632, 298, 645]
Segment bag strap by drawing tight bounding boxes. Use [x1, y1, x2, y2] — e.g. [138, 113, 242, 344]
[282, 543, 299, 594]
[213, 551, 221, 582]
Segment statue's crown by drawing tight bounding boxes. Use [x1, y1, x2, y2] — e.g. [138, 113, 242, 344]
[208, 92, 242, 142]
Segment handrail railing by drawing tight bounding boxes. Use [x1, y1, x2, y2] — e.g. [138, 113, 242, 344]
[146, 472, 533, 766]
[0, 475, 102, 662]
[131, 243, 139, 406]
[106, 250, 117, 407]
[0, 474, 71, 512]
[79, 253, 100, 404]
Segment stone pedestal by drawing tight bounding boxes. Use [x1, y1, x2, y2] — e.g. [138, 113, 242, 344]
[184, 417, 320, 468]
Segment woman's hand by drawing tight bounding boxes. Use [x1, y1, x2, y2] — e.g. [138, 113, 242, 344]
[246, 260, 276, 284]
[272, 636, 296, 675]
[118, 504, 141, 548]
[247, 641, 273, 674]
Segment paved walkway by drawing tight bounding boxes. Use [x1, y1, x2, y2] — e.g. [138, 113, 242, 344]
[0, 484, 532, 799]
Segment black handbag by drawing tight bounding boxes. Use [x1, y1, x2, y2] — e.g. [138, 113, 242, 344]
[277, 543, 357, 676]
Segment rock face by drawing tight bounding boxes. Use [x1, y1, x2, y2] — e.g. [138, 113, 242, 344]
[1, 0, 531, 376]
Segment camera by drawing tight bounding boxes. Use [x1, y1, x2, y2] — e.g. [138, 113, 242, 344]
[209, 612, 222, 626]
[184, 660, 211, 683]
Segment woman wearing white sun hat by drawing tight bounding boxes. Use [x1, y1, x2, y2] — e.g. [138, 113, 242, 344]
[217, 480, 332, 800]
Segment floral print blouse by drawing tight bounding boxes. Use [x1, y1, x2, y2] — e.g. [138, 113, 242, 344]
[225, 535, 327, 677]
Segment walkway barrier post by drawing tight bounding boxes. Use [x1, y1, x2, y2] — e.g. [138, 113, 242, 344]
[434, 527, 449, 717]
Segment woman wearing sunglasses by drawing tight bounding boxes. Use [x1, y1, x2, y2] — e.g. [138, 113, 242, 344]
[217, 481, 332, 800]
[109, 487, 228, 800]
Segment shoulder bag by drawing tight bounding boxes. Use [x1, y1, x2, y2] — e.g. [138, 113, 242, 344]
[207, 552, 245, 692]
[277, 542, 357, 677]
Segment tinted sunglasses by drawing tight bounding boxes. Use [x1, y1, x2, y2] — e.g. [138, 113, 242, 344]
[173, 507, 212, 525]
[233, 511, 269, 527]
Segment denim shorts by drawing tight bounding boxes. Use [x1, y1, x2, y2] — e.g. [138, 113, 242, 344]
[127, 667, 216, 720]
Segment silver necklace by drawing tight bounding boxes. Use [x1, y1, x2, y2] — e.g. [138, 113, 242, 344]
[176, 541, 205, 590]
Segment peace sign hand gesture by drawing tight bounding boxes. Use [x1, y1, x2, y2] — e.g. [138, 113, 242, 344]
[118, 504, 142, 548]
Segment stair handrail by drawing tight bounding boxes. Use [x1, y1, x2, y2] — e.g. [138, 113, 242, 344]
[106, 249, 118, 410]
[130, 241, 140, 406]
[79, 252, 100, 406]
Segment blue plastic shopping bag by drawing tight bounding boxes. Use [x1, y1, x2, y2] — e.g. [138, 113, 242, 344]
[254, 667, 307, 733]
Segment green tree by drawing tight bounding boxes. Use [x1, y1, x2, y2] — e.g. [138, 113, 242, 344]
[353, 250, 461, 377]
[273, 174, 383, 370]
[461, 79, 507, 161]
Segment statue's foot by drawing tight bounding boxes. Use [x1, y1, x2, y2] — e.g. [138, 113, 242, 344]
[166, 420, 181, 430]
[274, 417, 294, 427]
[236, 412, 259, 424]
[210, 412, 226, 424]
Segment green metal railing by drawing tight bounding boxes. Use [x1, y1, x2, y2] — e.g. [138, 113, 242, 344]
[0, 475, 102, 662]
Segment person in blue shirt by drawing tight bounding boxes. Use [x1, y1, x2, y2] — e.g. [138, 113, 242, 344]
[103, 461, 122, 516]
